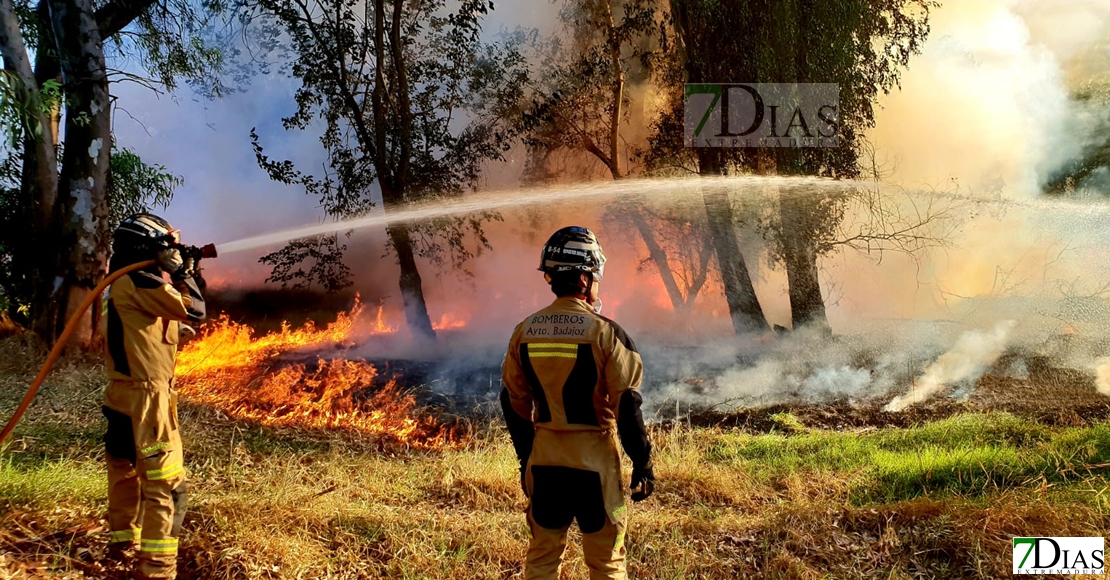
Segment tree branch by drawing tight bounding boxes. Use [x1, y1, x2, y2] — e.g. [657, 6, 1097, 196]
[95, 0, 159, 39]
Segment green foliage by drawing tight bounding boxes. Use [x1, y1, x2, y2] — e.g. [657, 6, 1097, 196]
[259, 234, 353, 293]
[0, 0, 230, 338]
[97, 0, 234, 96]
[0, 73, 61, 148]
[408, 210, 505, 278]
[646, 0, 936, 179]
[641, 0, 938, 286]
[0, 152, 26, 318]
[123, 7, 230, 95]
[0, 145, 182, 318]
[107, 146, 181, 232]
[520, 0, 659, 181]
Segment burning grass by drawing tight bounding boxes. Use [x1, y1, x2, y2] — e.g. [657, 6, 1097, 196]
[174, 299, 458, 448]
[1, 346, 1108, 578]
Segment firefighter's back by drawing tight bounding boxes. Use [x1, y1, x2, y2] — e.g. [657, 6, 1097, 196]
[509, 295, 622, 434]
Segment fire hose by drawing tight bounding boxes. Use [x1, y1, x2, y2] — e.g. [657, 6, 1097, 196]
[0, 243, 216, 448]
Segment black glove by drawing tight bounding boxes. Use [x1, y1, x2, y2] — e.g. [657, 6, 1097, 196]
[630, 464, 654, 502]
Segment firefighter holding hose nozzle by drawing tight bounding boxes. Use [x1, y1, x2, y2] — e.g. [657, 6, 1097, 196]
[501, 226, 654, 579]
[100, 214, 206, 579]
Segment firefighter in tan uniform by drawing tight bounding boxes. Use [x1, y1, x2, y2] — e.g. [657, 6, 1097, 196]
[501, 226, 654, 580]
[101, 214, 206, 579]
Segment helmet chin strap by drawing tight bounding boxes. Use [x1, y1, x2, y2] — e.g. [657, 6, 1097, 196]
[585, 273, 602, 314]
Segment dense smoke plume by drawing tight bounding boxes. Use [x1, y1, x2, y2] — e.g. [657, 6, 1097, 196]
[196, 174, 1110, 414]
[884, 320, 1016, 412]
[1095, 358, 1110, 397]
[870, 0, 1110, 196]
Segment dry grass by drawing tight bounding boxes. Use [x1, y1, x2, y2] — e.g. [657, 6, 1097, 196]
[1, 342, 1108, 579]
[0, 311, 21, 340]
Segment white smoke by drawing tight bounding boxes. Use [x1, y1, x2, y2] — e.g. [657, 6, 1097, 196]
[884, 320, 1017, 412]
[869, 0, 1110, 197]
[1094, 357, 1110, 397]
[802, 366, 874, 399]
[640, 323, 949, 414]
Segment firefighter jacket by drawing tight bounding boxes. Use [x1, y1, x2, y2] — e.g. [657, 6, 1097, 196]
[501, 296, 652, 524]
[103, 268, 206, 383]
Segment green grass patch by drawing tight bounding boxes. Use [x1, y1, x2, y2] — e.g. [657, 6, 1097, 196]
[0, 457, 103, 508]
[705, 413, 1110, 504]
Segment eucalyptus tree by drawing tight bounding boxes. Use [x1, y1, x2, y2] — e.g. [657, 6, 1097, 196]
[0, 0, 225, 342]
[650, 0, 936, 331]
[248, 0, 527, 338]
[0, 144, 182, 325]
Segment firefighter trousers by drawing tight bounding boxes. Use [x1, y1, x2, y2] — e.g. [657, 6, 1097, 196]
[524, 466, 627, 580]
[103, 380, 187, 580]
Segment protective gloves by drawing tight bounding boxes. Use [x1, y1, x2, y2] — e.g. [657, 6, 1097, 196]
[176, 256, 197, 282]
[156, 248, 183, 275]
[159, 248, 205, 283]
[630, 463, 654, 502]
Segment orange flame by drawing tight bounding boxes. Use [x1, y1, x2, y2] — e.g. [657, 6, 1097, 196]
[175, 296, 456, 448]
[431, 312, 468, 331]
[368, 302, 399, 334]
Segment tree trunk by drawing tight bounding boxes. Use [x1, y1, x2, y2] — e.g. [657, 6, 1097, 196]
[627, 206, 686, 311]
[603, 0, 622, 178]
[386, 223, 435, 340]
[778, 188, 828, 331]
[685, 234, 714, 307]
[0, 0, 63, 333]
[39, 0, 113, 345]
[372, 0, 435, 341]
[698, 149, 767, 334]
[671, 0, 768, 334]
[770, 0, 829, 333]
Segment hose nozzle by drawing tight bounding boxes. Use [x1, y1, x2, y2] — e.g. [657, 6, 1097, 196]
[179, 243, 218, 260]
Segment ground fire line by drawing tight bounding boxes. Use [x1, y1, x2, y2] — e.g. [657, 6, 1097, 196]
[174, 297, 459, 448]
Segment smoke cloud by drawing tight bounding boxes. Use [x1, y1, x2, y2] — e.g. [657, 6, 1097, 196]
[869, 0, 1110, 196]
[884, 319, 1017, 412]
[1095, 358, 1110, 397]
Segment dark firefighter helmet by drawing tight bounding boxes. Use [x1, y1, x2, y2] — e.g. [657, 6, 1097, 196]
[110, 213, 180, 272]
[114, 213, 180, 252]
[538, 226, 606, 281]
